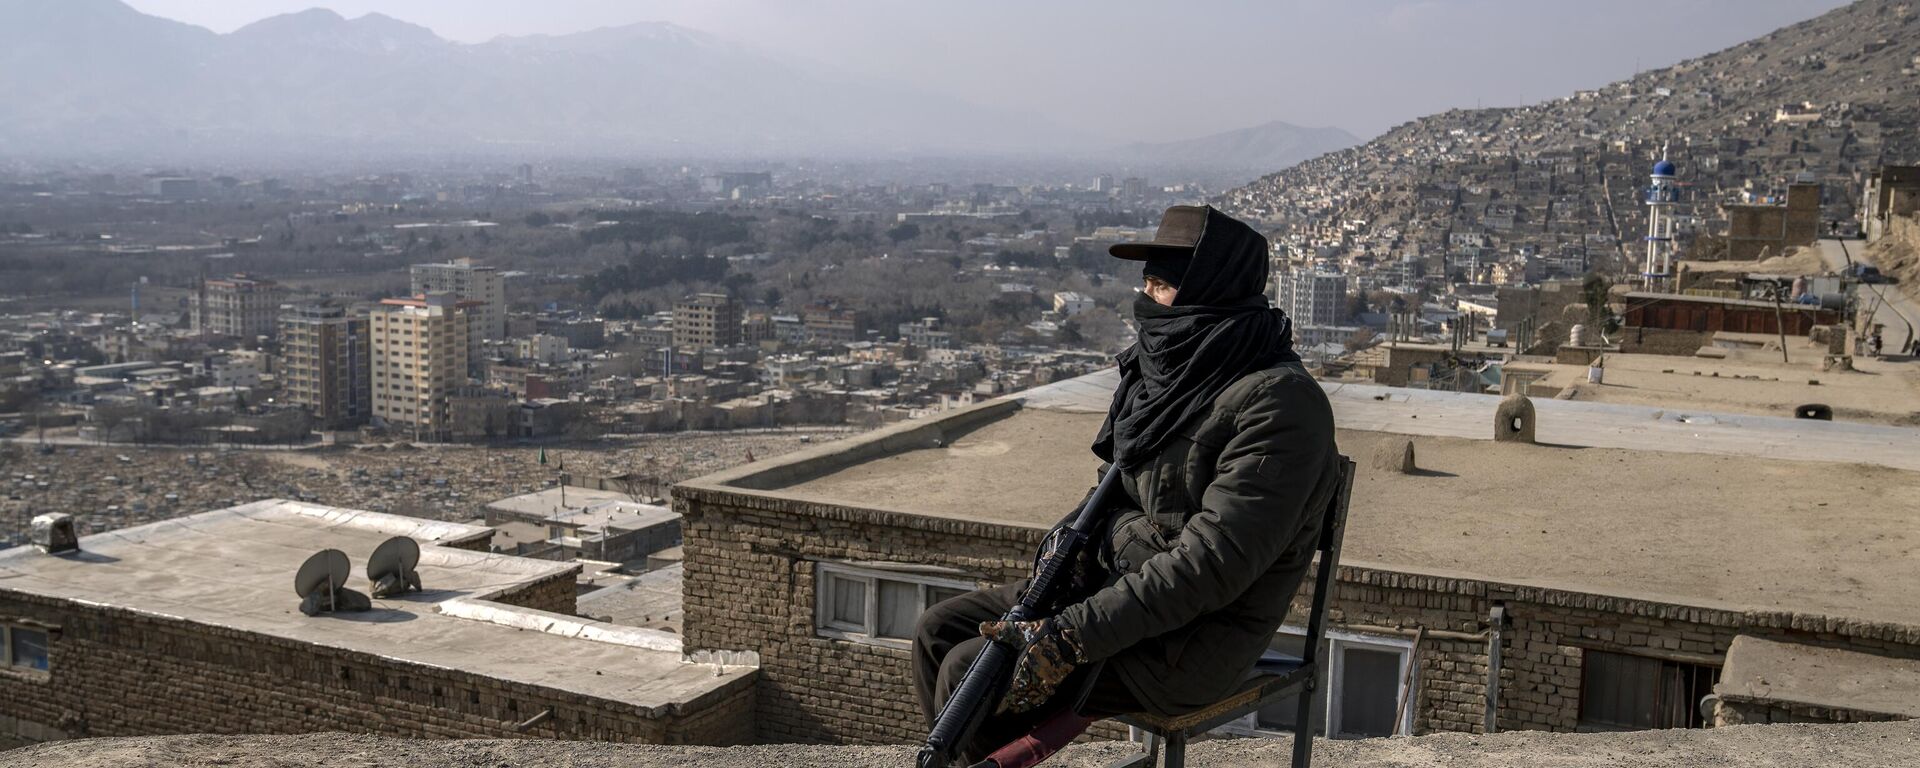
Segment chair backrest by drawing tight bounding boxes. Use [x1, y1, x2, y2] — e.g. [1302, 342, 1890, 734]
[1294, 455, 1355, 675]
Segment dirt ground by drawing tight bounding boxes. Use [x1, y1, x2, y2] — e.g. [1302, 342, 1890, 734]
[9, 722, 1920, 767]
[0, 428, 856, 548]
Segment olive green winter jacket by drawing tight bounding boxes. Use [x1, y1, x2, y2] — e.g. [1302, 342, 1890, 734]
[1056, 360, 1340, 715]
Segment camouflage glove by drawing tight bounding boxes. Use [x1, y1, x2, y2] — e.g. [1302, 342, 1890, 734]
[979, 617, 1086, 716]
[1027, 525, 1104, 609]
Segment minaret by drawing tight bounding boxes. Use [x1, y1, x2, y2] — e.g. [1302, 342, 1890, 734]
[1643, 147, 1679, 291]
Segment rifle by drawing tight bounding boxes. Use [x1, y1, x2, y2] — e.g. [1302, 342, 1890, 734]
[917, 465, 1125, 768]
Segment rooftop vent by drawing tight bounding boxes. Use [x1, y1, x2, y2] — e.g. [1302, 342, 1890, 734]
[30, 513, 77, 554]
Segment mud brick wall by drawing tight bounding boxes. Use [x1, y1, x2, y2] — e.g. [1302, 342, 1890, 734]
[678, 485, 1043, 744]
[1714, 697, 1911, 726]
[0, 591, 752, 746]
[681, 477, 1920, 743]
[1301, 564, 1920, 735]
[488, 567, 580, 615]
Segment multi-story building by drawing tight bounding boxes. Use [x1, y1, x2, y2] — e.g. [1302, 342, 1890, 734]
[673, 293, 741, 350]
[410, 260, 505, 363]
[1276, 263, 1349, 327]
[800, 302, 865, 346]
[191, 274, 287, 339]
[278, 304, 370, 429]
[1052, 291, 1094, 317]
[369, 295, 471, 440]
[897, 317, 952, 350]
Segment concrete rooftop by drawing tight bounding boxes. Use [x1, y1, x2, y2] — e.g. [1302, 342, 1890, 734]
[699, 369, 1920, 628]
[0, 500, 745, 710]
[1511, 335, 1920, 427]
[485, 485, 647, 520]
[1717, 635, 1920, 719]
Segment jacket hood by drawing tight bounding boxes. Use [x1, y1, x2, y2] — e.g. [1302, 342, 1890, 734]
[1170, 206, 1270, 308]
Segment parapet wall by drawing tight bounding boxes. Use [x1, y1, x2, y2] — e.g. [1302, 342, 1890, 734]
[0, 589, 751, 747]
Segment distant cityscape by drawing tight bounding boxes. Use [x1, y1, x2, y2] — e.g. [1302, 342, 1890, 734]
[5, 0, 1920, 764]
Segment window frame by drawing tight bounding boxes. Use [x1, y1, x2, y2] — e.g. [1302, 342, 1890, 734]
[1575, 648, 1721, 732]
[813, 562, 975, 650]
[1249, 625, 1416, 739]
[0, 621, 54, 677]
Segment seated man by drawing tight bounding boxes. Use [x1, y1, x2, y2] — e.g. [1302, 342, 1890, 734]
[913, 205, 1341, 763]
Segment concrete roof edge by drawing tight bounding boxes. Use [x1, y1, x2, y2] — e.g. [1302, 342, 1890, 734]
[437, 596, 688, 655]
[675, 396, 1023, 494]
[1336, 556, 1920, 644]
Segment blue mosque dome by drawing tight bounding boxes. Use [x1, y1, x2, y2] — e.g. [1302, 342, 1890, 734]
[1652, 159, 1677, 177]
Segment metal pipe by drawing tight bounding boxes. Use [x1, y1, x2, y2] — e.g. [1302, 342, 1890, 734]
[1485, 605, 1506, 734]
[1338, 622, 1488, 643]
[1392, 626, 1426, 736]
[516, 707, 554, 731]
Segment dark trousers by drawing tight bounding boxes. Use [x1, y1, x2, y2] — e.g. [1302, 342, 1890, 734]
[913, 581, 1143, 764]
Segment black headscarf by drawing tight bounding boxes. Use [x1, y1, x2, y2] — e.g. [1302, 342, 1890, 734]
[1094, 206, 1297, 469]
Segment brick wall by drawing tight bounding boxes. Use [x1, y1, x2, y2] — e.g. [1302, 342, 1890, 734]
[1713, 697, 1910, 726]
[1310, 565, 1920, 734]
[679, 485, 1039, 744]
[488, 567, 580, 615]
[678, 483, 1920, 743]
[0, 591, 753, 746]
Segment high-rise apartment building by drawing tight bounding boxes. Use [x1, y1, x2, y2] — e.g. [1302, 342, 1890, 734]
[369, 295, 470, 440]
[1276, 263, 1349, 327]
[673, 293, 742, 349]
[279, 304, 370, 429]
[410, 259, 505, 363]
[192, 274, 288, 339]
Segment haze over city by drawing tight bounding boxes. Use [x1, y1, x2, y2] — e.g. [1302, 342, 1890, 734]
[11, 0, 1848, 153]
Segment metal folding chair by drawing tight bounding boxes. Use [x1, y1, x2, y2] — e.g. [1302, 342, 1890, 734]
[1109, 455, 1354, 768]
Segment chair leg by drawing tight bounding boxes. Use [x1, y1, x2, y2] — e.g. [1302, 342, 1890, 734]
[1165, 732, 1186, 768]
[1291, 684, 1315, 768]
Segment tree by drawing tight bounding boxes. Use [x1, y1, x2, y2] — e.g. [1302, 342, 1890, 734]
[1581, 272, 1612, 330]
[886, 222, 921, 243]
[524, 211, 553, 228]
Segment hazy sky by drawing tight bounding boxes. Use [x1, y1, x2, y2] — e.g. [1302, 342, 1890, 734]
[122, 0, 1851, 144]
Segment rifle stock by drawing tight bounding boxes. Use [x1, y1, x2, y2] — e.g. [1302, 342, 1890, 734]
[917, 466, 1125, 768]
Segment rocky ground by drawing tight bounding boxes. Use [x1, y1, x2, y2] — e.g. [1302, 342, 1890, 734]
[0, 428, 858, 548]
[8, 721, 1920, 767]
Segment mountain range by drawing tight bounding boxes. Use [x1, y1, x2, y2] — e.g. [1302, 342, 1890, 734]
[0, 0, 1356, 171]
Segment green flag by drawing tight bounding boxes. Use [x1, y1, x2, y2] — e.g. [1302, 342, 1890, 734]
[538, 447, 547, 465]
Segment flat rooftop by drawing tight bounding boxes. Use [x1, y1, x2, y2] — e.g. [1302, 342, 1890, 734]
[1511, 337, 1920, 426]
[1717, 635, 1920, 719]
[696, 369, 1920, 628]
[485, 485, 641, 520]
[0, 500, 745, 709]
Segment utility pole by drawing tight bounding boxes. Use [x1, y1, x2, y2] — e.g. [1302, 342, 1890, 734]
[1771, 283, 1792, 364]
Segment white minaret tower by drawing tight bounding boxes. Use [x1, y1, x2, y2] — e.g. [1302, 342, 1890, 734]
[1643, 146, 1679, 291]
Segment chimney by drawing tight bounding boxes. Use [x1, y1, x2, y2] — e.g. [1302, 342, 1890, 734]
[30, 513, 78, 554]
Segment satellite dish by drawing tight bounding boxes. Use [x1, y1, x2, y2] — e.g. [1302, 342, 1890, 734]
[295, 549, 371, 616]
[367, 536, 422, 598]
